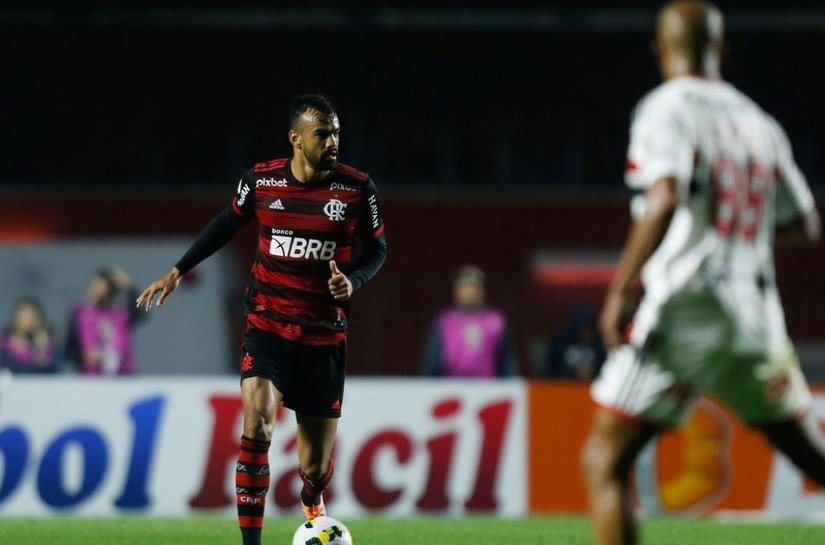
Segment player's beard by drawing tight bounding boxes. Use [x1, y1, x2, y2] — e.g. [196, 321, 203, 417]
[306, 147, 338, 172]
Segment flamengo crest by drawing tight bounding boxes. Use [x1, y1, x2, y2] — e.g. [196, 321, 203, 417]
[323, 199, 347, 221]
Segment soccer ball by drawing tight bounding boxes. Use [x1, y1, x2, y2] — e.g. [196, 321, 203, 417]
[292, 516, 353, 545]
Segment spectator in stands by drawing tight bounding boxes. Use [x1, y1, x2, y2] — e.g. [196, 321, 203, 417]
[540, 305, 606, 380]
[66, 266, 145, 375]
[422, 265, 519, 378]
[1, 297, 58, 374]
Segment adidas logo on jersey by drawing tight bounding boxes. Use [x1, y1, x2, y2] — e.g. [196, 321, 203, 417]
[269, 199, 285, 210]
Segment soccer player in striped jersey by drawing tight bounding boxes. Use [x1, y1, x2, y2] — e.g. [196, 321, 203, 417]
[581, 3, 825, 545]
[137, 94, 386, 545]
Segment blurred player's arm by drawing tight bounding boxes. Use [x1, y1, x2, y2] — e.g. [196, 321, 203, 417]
[600, 177, 678, 349]
[138, 174, 256, 311]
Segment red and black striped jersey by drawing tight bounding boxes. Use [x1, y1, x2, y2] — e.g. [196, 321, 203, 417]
[232, 158, 385, 345]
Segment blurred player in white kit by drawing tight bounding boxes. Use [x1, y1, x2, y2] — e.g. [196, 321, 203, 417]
[582, 2, 825, 544]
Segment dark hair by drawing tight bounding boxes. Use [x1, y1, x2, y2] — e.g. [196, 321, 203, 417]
[289, 94, 337, 129]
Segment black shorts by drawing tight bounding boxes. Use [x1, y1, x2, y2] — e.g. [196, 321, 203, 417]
[240, 326, 346, 418]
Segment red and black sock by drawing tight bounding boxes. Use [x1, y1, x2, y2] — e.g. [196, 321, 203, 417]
[237, 435, 271, 545]
[299, 457, 335, 507]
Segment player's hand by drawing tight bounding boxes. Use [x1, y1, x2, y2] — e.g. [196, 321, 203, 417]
[136, 267, 182, 311]
[328, 260, 352, 302]
[599, 288, 632, 350]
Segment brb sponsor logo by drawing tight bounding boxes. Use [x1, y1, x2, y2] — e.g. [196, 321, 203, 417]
[0, 397, 164, 510]
[257, 178, 288, 188]
[270, 229, 335, 260]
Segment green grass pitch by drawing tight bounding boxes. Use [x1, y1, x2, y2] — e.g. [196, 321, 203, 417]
[2, 515, 824, 545]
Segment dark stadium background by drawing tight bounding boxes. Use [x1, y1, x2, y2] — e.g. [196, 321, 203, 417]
[3, 1, 824, 376]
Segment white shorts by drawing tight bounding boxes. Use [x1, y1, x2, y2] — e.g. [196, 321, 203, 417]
[592, 287, 811, 427]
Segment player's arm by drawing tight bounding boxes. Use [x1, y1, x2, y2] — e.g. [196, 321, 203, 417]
[600, 177, 678, 350]
[137, 174, 256, 311]
[328, 178, 387, 302]
[602, 91, 692, 349]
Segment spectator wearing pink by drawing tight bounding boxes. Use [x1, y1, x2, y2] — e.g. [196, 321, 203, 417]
[66, 266, 145, 375]
[422, 265, 519, 378]
[1, 298, 58, 374]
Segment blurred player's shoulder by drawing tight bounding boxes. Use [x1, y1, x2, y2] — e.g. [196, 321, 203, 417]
[632, 77, 749, 127]
[253, 158, 289, 173]
[631, 78, 689, 122]
[334, 163, 370, 184]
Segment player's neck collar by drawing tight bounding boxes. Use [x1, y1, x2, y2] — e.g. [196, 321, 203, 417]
[288, 158, 333, 186]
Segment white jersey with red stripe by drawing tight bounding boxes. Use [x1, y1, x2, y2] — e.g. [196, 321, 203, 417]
[624, 76, 815, 353]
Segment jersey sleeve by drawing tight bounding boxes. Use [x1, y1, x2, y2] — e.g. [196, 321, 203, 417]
[772, 121, 816, 225]
[231, 169, 256, 217]
[357, 177, 385, 240]
[346, 177, 387, 291]
[625, 92, 695, 192]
